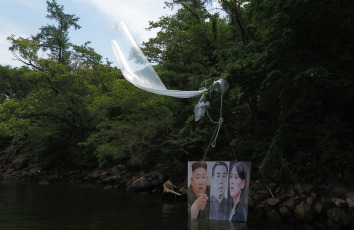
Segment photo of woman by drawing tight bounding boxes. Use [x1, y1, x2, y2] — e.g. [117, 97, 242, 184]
[227, 162, 248, 222]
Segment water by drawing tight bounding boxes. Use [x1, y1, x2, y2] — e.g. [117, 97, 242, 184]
[0, 181, 295, 230]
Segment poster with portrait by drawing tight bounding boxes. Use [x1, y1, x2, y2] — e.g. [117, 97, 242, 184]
[187, 161, 251, 222]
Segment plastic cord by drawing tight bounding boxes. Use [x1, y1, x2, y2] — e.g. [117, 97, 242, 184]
[202, 93, 237, 161]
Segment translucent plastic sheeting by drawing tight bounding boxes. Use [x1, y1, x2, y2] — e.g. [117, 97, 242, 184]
[107, 21, 207, 98]
[212, 79, 229, 95]
[194, 94, 210, 121]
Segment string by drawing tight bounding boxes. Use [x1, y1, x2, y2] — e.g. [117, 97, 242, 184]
[202, 94, 224, 160]
[201, 93, 238, 161]
[223, 123, 237, 161]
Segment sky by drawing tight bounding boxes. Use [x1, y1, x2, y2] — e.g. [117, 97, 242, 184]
[0, 0, 222, 68]
[0, 0, 176, 67]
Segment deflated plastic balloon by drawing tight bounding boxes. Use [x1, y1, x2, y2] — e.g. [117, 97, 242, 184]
[107, 21, 206, 98]
[212, 79, 229, 94]
[194, 94, 210, 121]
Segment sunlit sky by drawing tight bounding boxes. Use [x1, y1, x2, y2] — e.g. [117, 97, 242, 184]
[0, 0, 222, 68]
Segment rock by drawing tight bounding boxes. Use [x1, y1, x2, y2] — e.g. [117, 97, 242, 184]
[309, 192, 317, 198]
[248, 196, 255, 208]
[255, 203, 266, 212]
[13, 156, 27, 170]
[306, 196, 314, 206]
[329, 183, 347, 198]
[279, 206, 292, 217]
[101, 175, 120, 184]
[327, 208, 349, 225]
[126, 176, 152, 192]
[267, 209, 282, 222]
[294, 202, 313, 222]
[253, 190, 270, 202]
[266, 198, 280, 206]
[295, 183, 304, 194]
[91, 170, 101, 179]
[82, 175, 93, 181]
[287, 189, 296, 197]
[109, 166, 121, 176]
[303, 184, 313, 194]
[117, 164, 126, 171]
[146, 175, 153, 182]
[270, 169, 283, 182]
[268, 183, 278, 190]
[314, 201, 325, 215]
[279, 189, 296, 200]
[331, 197, 347, 208]
[251, 181, 266, 191]
[345, 192, 354, 208]
[284, 197, 301, 211]
[150, 171, 164, 184]
[6, 167, 15, 174]
[321, 196, 331, 204]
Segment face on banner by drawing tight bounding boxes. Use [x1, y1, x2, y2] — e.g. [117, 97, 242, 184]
[212, 163, 228, 199]
[187, 161, 251, 222]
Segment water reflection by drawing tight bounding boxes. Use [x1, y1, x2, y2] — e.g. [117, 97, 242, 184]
[189, 219, 247, 230]
[0, 182, 298, 230]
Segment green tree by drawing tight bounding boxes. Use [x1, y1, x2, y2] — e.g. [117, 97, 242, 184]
[34, 0, 81, 65]
[7, 0, 102, 71]
[1, 0, 106, 168]
[142, 1, 236, 176]
[81, 77, 175, 169]
[0, 66, 32, 102]
[216, 0, 354, 180]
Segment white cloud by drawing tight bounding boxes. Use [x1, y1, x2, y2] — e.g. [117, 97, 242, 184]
[76, 0, 175, 43]
[0, 34, 22, 67]
[11, 0, 45, 13]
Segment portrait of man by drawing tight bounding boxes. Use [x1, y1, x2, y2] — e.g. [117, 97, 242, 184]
[188, 161, 210, 219]
[209, 161, 229, 220]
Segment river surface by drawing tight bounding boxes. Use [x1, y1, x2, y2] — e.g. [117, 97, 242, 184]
[0, 181, 296, 230]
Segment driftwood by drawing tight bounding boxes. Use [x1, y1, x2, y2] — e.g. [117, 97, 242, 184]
[163, 180, 181, 196]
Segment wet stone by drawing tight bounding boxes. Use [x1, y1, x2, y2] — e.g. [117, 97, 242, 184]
[306, 196, 314, 206]
[294, 202, 313, 222]
[266, 198, 280, 207]
[345, 192, 354, 208]
[331, 197, 347, 208]
[314, 201, 325, 215]
[327, 208, 349, 225]
[279, 206, 292, 217]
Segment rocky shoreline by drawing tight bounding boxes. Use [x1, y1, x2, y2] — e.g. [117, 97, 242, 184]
[1, 163, 353, 229]
[249, 179, 354, 229]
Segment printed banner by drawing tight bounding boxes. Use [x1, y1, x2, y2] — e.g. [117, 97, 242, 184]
[187, 161, 251, 222]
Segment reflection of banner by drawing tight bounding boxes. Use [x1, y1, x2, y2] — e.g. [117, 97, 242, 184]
[187, 161, 251, 222]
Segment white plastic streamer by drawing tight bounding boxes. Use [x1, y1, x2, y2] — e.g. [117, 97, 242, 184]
[107, 21, 206, 98]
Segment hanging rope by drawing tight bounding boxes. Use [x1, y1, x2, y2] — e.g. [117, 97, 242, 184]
[201, 93, 238, 161]
[223, 123, 238, 161]
[202, 94, 223, 160]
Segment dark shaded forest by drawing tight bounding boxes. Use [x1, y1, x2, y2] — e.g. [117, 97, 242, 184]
[1, 0, 353, 183]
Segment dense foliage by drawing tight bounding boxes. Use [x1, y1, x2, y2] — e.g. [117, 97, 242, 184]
[1, 0, 353, 182]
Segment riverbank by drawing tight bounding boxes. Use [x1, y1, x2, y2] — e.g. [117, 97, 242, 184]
[1, 163, 353, 229]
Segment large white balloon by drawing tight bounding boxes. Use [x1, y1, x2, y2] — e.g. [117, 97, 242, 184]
[107, 21, 206, 98]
